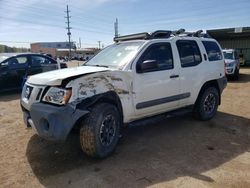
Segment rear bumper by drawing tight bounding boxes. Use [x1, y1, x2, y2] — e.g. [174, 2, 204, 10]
[21, 103, 88, 141]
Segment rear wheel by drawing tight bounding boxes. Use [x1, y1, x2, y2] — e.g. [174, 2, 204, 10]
[80, 103, 121, 158]
[194, 87, 219, 121]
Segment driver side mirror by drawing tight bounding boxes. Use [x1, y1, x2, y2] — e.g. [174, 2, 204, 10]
[137, 60, 158, 73]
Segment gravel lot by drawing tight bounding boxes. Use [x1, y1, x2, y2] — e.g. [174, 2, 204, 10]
[0, 67, 250, 188]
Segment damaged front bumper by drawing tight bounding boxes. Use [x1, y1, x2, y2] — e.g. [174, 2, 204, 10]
[21, 102, 88, 141]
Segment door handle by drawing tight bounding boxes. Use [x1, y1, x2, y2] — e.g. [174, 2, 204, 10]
[170, 74, 179, 78]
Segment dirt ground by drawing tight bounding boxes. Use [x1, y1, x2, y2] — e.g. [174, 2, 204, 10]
[0, 67, 250, 188]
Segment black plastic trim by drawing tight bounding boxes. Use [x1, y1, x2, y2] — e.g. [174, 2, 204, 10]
[136, 92, 191, 109]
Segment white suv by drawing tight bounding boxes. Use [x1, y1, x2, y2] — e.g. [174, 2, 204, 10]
[223, 49, 240, 80]
[21, 30, 227, 158]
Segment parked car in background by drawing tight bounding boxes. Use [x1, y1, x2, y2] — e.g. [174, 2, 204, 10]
[223, 49, 240, 80]
[239, 53, 246, 66]
[0, 53, 67, 91]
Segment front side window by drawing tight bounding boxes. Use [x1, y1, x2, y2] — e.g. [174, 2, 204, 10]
[176, 40, 202, 68]
[202, 41, 222, 61]
[6, 56, 28, 67]
[138, 43, 173, 72]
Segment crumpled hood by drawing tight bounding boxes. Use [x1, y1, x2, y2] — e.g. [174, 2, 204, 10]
[27, 65, 111, 86]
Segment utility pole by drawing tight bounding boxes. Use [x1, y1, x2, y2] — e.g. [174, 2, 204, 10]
[114, 18, 119, 38]
[79, 37, 81, 49]
[98, 41, 101, 49]
[65, 5, 72, 60]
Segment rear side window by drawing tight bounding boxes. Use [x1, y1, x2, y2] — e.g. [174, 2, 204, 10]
[176, 40, 202, 68]
[202, 41, 222, 61]
[31, 56, 53, 66]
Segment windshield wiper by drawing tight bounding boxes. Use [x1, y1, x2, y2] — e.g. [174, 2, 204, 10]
[86, 64, 109, 68]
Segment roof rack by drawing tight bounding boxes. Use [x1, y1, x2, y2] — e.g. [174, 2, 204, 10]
[114, 30, 172, 42]
[114, 29, 211, 42]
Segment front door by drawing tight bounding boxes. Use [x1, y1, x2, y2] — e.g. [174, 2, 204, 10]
[29, 55, 57, 76]
[132, 42, 181, 117]
[0, 56, 28, 90]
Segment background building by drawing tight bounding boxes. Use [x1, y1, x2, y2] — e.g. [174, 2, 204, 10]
[207, 27, 250, 65]
[56, 48, 99, 60]
[31, 42, 75, 57]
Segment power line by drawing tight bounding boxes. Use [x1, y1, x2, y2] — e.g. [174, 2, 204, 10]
[0, 41, 31, 44]
[2, 0, 114, 25]
[0, 16, 113, 36]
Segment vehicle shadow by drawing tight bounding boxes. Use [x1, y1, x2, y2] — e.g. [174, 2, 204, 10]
[227, 73, 250, 83]
[0, 90, 21, 102]
[230, 67, 250, 83]
[26, 112, 250, 187]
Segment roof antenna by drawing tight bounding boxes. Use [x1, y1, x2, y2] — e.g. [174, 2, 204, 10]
[193, 30, 203, 37]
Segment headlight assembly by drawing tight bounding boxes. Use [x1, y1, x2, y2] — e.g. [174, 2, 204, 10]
[43, 87, 72, 105]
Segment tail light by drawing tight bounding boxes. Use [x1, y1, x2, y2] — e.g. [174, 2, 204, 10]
[224, 60, 226, 75]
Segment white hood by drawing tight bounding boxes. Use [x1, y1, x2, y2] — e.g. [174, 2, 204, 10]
[225, 59, 235, 64]
[27, 66, 111, 86]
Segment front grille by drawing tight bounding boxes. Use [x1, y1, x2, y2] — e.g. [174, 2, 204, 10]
[36, 88, 43, 100]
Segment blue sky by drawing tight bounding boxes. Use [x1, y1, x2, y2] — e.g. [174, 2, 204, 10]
[0, 0, 250, 48]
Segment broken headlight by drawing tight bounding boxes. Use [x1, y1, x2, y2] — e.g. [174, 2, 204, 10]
[43, 87, 72, 105]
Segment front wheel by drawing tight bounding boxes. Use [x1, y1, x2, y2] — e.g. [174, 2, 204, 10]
[193, 87, 219, 121]
[80, 103, 121, 158]
[233, 68, 239, 80]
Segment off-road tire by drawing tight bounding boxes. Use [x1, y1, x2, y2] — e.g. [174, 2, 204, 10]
[233, 68, 239, 80]
[80, 103, 120, 158]
[194, 87, 219, 121]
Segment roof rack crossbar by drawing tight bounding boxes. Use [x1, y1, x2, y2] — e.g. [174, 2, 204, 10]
[173, 28, 186, 35]
[149, 30, 172, 39]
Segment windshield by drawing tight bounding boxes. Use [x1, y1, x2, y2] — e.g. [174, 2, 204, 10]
[223, 52, 234, 60]
[85, 41, 144, 68]
[0, 56, 9, 63]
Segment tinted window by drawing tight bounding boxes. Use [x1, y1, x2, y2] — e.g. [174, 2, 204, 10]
[139, 43, 173, 71]
[31, 56, 53, 66]
[6, 56, 28, 67]
[176, 40, 202, 68]
[223, 52, 234, 60]
[202, 41, 222, 61]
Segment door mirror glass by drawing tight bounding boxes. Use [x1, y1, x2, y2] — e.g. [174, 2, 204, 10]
[138, 60, 158, 73]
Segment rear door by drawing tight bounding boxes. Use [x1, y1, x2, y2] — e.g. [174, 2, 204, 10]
[176, 39, 203, 106]
[29, 55, 57, 75]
